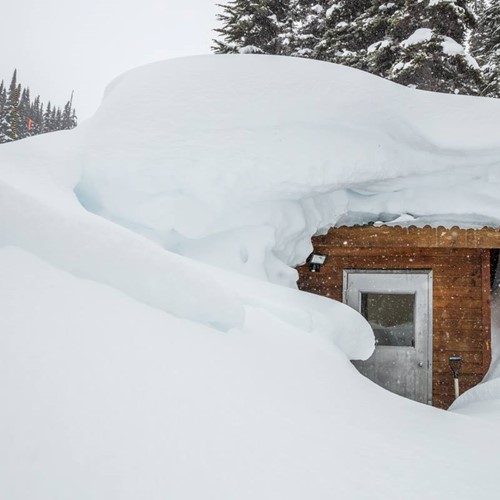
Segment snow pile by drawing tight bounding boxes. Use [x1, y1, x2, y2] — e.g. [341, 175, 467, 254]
[401, 28, 433, 47]
[76, 55, 500, 286]
[2, 245, 500, 499]
[2, 54, 500, 498]
[0, 130, 372, 359]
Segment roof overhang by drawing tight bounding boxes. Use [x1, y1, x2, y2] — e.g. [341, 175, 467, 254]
[315, 225, 500, 249]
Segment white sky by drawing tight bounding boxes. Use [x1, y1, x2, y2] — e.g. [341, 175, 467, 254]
[0, 0, 219, 120]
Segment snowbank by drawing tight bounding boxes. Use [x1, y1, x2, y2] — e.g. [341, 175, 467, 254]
[3, 54, 500, 498]
[2, 245, 500, 499]
[76, 55, 500, 286]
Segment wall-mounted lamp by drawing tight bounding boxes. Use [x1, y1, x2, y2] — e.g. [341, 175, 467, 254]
[449, 355, 462, 399]
[307, 252, 327, 272]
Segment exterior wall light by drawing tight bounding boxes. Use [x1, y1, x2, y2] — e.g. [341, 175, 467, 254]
[307, 253, 327, 272]
[449, 355, 462, 399]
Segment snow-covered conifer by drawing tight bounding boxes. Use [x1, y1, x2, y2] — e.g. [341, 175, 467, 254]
[312, 0, 405, 77]
[18, 87, 31, 139]
[388, 0, 483, 94]
[0, 70, 19, 143]
[470, 2, 500, 96]
[0, 81, 5, 110]
[61, 92, 77, 130]
[31, 96, 44, 136]
[43, 102, 52, 133]
[281, 1, 329, 57]
[213, 0, 290, 55]
[314, 0, 371, 68]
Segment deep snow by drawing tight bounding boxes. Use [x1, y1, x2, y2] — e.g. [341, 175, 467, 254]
[2, 55, 500, 498]
[76, 55, 500, 285]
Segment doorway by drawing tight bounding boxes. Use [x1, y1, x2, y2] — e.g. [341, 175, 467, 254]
[343, 270, 433, 404]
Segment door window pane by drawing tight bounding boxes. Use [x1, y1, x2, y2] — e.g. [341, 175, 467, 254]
[361, 293, 415, 347]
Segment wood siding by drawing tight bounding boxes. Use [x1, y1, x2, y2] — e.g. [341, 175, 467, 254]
[297, 228, 493, 410]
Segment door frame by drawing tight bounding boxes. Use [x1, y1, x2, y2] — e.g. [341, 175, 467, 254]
[342, 269, 433, 405]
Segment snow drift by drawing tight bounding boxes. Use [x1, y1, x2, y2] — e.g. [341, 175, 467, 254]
[76, 55, 500, 286]
[2, 55, 500, 498]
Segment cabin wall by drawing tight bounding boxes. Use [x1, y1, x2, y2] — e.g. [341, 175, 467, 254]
[297, 244, 491, 409]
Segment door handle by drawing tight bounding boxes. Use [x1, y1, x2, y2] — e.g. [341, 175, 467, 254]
[418, 362, 424, 368]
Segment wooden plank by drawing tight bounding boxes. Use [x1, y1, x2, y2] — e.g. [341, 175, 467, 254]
[433, 287, 482, 301]
[315, 246, 482, 259]
[433, 373, 483, 386]
[301, 287, 342, 300]
[434, 308, 483, 320]
[433, 364, 483, 377]
[433, 351, 483, 364]
[434, 275, 483, 288]
[433, 300, 483, 310]
[318, 252, 481, 264]
[437, 318, 483, 330]
[318, 265, 480, 278]
[435, 330, 484, 344]
[482, 250, 492, 375]
[315, 225, 500, 249]
[434, 342, 483, 352]
[318, 261, 480, 276]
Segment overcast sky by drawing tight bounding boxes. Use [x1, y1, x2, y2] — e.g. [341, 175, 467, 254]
[0, 0, 219, 120]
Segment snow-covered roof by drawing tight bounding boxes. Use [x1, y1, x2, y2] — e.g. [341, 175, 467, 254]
[73, 55, 500, 283]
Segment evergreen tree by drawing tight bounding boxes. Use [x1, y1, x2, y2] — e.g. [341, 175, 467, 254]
[50, 106, 57, 132]
[61, 91, 77, 130]
[281, 0, 329, 57]
[43, 102, 53, 133]
[471, 0, 488, 17]
[31, 96, 44, 136]
[213, 0, 291, 54]
[0, 80, 6, 110]
[213, 0, 487, 96]
[55, 107, 62, 131]
[18, 87, 31, 139]
[0, 70, 19, 143]
[313, 1, 386, 70]
[387, 0, 483, 94]
[470, 2, 500, 96]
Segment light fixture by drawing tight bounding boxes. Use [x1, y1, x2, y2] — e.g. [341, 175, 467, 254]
[449, 355, 462, 399]
[307, 252, 327, 272]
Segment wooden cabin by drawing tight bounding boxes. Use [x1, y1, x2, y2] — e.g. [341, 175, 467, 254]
[297, 225, 499, 409]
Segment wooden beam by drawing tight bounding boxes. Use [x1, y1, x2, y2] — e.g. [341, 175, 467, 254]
[316, 225, 500, 249]
[481, 250, 492, 375]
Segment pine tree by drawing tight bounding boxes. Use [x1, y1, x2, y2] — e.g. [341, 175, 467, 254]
[314, 1, 385, 70]
[0, 70, 19, 143]
[61, 91, 77, 130]
[387, 0, 483, 95]
[470, 2, 500, 96]
[43, 102, 52, 133]
[50, 106, 57, 132]
[0, 80, 5, 110]
[213, 0, 291, 54]
[55, 107, 62, 131]
[0, 80, 8, 143]
[18, 87, 31, 139]
[281, 0, 329, 57]
[31, 96, 44, 136]
[471, 0, 488, 17]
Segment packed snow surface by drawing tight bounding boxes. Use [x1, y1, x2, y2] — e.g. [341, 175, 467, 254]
[2, 55, 500, 498]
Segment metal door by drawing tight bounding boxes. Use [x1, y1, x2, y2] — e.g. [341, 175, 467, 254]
[344, 270, 432, 404]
